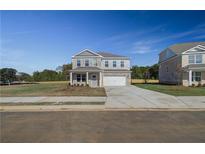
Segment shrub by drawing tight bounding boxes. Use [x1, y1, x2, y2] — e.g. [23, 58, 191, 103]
[197, 83, 202, 87]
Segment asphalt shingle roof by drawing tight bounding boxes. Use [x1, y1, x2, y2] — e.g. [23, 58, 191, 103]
[168, 41, 205, 54]
[70, 67, 102, 72]
[97, 52, 126, 57]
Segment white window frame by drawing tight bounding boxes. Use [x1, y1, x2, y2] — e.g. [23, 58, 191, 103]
[105, 61, 109, 67]
[189, 54, 202, 64]
[196, 54, 202, 64]
[120, 60, 124, 68]
[77, 74, 81, 82]
[85, 59, 89, 67]
[77, 60, 81, 67]
[113, 61, 116, 67]
[77, 74, 86, 82]
[192, 72, 201, 82]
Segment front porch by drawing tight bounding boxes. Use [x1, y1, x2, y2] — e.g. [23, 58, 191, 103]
[182, 64, 205, 86]
[69, 67, 102, 87]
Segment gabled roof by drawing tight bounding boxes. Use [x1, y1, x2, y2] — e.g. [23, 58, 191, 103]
[168, 42, 205, 55]
[73, 49, 128, 58]
[73, 49, 102, 57]
[97, 52, 126, 57]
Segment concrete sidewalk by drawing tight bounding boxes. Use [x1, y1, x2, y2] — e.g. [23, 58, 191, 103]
[1, 86, 205, 110]
[0, 96, 106, 103]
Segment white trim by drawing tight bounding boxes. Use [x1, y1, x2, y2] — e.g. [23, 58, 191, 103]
[72, 49, 103, 58]
[182, 45, 205, 54]
[189, 70, 192, 86]
[70, 72, 72, 85]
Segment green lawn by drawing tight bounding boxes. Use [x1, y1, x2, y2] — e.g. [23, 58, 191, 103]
[0, 82, 106, 97]
[134, 84, 205, 96]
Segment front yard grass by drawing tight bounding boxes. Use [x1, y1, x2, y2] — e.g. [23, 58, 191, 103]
[134, 83, 205, 96]
[0, 82, 106, 97]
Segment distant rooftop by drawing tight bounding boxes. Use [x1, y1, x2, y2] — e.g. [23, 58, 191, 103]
[97, 52, 126, 57]
[168, 41, 205, 54]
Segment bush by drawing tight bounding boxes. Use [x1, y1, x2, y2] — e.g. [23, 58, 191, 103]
[197, 83, 202, 87]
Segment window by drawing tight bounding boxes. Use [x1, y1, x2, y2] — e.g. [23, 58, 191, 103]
[92, 75, 96, 80]
[77, 60, 81, 67]
[77, 74, 86, 82]
[196, 54, 202, 64]
[166, 67, 169, 72]
[120, 61, 124, 68]
[189, 54, 202, 64]
[113, 61, 116, 67]
[93, 59, 97, 66]
[105, 61, 109, 67]
[85, 59, 89, 67]
[192, 72, 201, 82]
[77, 74, 81, 82]
[82, 74, 86, 82]
[189, 55, 195, 64]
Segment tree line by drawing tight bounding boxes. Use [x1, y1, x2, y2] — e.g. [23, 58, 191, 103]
[131, 64, 159, 80]
[0, 63, 159, 83]
[0, 64, 72, 83]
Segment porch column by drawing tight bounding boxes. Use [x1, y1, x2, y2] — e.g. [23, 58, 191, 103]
[86, 72, 89, 85]
[189, 70, 192, 86]
[99, 72, 102, 87]
[70, 72, 72, 85]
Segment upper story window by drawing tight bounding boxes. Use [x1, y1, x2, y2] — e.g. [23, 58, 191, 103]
[77, 60, 81, 67]
[85, 59, 89, 67]
[120, 61, 124, 68]
[93, 59, 97, 66]
[196, 54, 202, 64]
[105, 61, 109, 67]
[113, 61, 116, 67]
[189, 54, 202, 64]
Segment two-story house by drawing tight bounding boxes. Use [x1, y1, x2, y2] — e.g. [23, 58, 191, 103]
[159, 42, 205, 86]
[69, 49, 131, 87]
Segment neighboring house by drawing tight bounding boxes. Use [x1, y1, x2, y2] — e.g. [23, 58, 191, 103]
[159, 42, 205, 86]
[69, 49, 131, 87]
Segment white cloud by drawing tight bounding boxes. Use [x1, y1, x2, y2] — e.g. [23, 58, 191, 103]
[131, 23, 205, 54]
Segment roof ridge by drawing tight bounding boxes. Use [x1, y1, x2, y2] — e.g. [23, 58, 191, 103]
[169, 41, 205, 48]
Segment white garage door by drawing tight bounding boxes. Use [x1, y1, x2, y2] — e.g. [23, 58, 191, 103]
[103, 76, 126, 86]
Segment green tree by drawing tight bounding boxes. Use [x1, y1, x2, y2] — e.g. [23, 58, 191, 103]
[131, 64, 159, 80]
[33, 71, 41, 81]
[62, 64, 72, 80]
[148, 64, 159, 79]
[17, 72, 33, 82]
[0, 68, 17, 83]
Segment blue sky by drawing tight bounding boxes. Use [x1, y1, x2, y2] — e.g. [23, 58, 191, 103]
[1, 10, 205, 74]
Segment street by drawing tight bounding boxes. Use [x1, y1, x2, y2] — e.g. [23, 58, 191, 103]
[1, 111, 205, 142]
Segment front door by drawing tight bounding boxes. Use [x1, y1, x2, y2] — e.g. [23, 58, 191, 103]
[91, 74, 98, 87]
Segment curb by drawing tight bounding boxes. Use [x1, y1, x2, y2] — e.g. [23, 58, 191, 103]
[1, 105, 205, 112]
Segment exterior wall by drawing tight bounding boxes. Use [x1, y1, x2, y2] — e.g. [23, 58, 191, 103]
[72, 56, 130, 71]
[159, 56, 182, 84]
[101, 59, 130, 70]
[182, 53, 205, 67]
[182, 71, 205, 86]
[72, 57, 102, 69]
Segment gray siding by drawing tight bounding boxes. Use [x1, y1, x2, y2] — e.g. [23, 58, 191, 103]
[159, 56, 182, 84]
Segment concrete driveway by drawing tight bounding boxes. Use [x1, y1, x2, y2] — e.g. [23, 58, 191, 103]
[105, 85, 205, 109]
